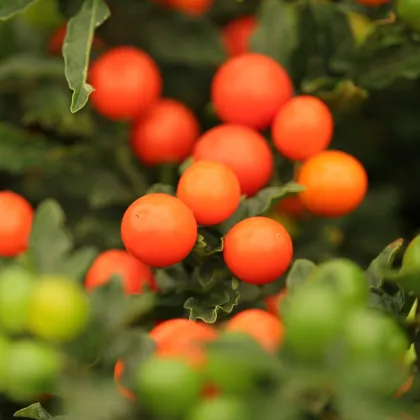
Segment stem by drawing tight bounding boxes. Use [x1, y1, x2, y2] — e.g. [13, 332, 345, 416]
[159, 164, 176, 185]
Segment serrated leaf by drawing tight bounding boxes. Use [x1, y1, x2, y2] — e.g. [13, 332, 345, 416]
[59, 246, 98, 282]
[250, 0, 301, 72]
[286, 259, 317, 290]
[29, 199, 73, 275]
[0, 0, 38, 20]
[192, 259, 229, 292]
[246, 183, 305, 218]
[194, 229, 224, 257]
[63, 0, 110, 113]
[365, 238, 404, 287]
[184, 279, 240, 323]
[14, 403, 53, 420]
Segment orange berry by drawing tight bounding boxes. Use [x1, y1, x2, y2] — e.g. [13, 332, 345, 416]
[272, 96, 334, 161]
[131, 99, 200, 166]
[114, 360, 136, 400]
[225, 309, 284, 352]
[177, 161, 241, 225]
[297, 150, 368, 218]
[276, 196, 305, 219]
[223, 217, 293, 285]
[0, 191, 33, 257]
[264, 289, 287, 317]
[85, 249, 156, 294]
[211, 53, 293, 130]
[222, 16, 257, 57]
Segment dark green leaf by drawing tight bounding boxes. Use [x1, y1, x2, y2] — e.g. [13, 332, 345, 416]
[246, 183, 305, 217]
[0, 54, 63, 82]
[29, 199, 73, 275]
[59, 246, 98, 282]
[217, 198, 249, 235]
[250, 0, 301, 72]
[194, 229, 224, 257]
[285, 259, 317, 290]
[88, 171, 134, 209]
[154, 265, 189, 292]
[146, 183, 175, 195]
[191, 258, 229, 292]
[14, 403, 53, 420]
[365, 238, 404, 287]
[353, 22, 420, 89]
[368, 287, 404, 315]
[184, 279, 240, 323]
[146, 13, 226, 66]
[0, 123, 63, 174]
[179, 156, 194, 175]
[63, 0, 110, 113]
[0, 0, 38, 20]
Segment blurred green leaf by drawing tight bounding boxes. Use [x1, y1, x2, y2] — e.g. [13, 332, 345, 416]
[29, 199, 73, 275]
[217, 197, 249, 236]
[286, 259, 317, 290]
[0, 0, 38, 20]
[63, 0, 110, 113]
[14, 404, 53, 420]
[146, 183, 175, 195]
[247, 183, 305, 218]
[59, 246, 98, 282]
[251, 0, 301, 72]
[365, 238, 404, 287]
[184, 279, 240, 323]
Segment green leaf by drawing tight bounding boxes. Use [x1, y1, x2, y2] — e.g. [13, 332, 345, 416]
[353, 22, 420, 89]
[0, 0, 38, 20]
[368, 287, 404, 316]
[191, 258, 230, 292]
[59, 246, 98, 282]
[184, 279, 240, 323]
[365, 238, 404, 287]
[88, 171, 134, 209]
[250, 0, 301, 72]
[0, 54, 64, 82]
[194, 229, 224, 257]
[0, 123, 63, 174]
[146, 13, 226, 66]
[146, 183, 175, 195]
[63, 0, 110, 113]
[154, 265, 189, 292]
[285, 259, 317, 290]
[14, 403, 53, 420]
[246, 183, 305, 217]
[179, 156, 193, 175]
[28, 199, 73, 275]
[217, 197, 249, 236]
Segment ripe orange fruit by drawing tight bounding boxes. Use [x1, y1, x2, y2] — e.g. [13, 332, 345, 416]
[264, 289, 287, 318]
[0, 191, 33, 257]
[85, 249, 156, 294]
[131, 99, 200, 166]
[193, 124, 273, 196]
[297, 150, 368, 218]
[272, 96, 334, 161]
[89, 46, 162, 121]
[222, 16, 257, 57]
[211, 53, 293, 130]
[121, 194, 197, 268]
[114, 360, 135, 400]
[223, 217, 293, 285]
[177, 161, 241, 225]
[225, 309, 284, 352]
[149, 319, 218, 368]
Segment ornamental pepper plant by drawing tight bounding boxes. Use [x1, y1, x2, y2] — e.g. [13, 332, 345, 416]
[1, 0, 420, 419]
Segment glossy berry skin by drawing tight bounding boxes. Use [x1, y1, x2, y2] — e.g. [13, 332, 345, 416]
[114, 360, 135, 400]
[193, 124, 274, 197]
[85, 249, 156, 294]
[89, 47, 162, 121]
[297, 150, 368, 218]
[131, 99, 200, 165]
[225, 309, 284, 353]
[222, 16, 257, 57]
[121, 194, 197, 268]
[0, 191, 34, 257]
[223, 217, 293, 285]
[177, 161, 241, 225]
[272, 96, 334, 161]
[211, 53, 293, 130]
